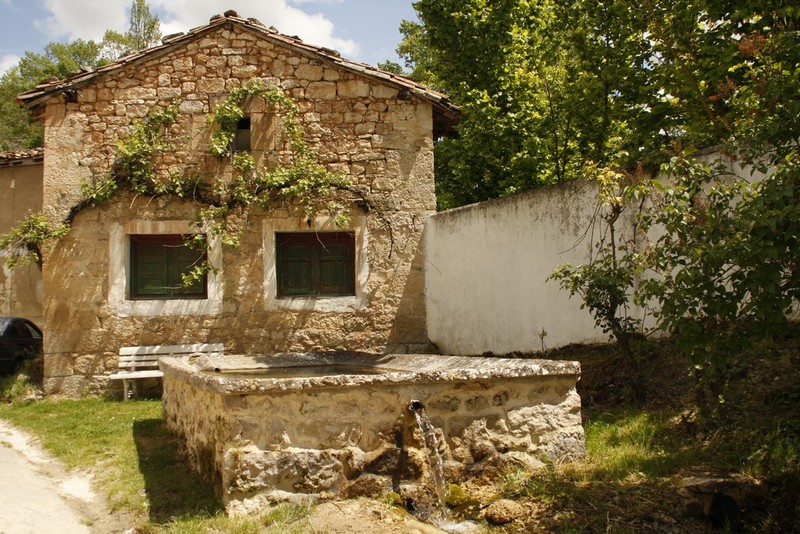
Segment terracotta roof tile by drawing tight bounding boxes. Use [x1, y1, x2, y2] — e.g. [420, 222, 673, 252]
[0, 147, 44, 166]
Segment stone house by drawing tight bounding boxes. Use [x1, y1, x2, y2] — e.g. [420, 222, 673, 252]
[16, 12, 458, 396]
[0, 148, 44, 324]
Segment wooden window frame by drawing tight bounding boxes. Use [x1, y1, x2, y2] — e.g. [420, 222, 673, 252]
[276, 232, 356, 297]
[129, 234, 207, 300]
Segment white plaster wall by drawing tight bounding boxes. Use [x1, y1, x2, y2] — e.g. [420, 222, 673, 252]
[424, 179, 646, 355]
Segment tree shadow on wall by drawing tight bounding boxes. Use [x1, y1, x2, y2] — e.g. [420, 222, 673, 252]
[132, 418, 222, 523]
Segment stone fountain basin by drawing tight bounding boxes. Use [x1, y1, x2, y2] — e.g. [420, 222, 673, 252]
[160, 352, 584, 515]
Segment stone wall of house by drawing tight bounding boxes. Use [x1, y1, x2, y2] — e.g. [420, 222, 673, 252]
[0, 158, 44, 324]
[39, 25, 435, 395]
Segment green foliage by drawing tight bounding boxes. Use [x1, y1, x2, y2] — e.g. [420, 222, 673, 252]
[0, 39, 105, 150]
[406, 1, 800, 208]
[112, 105, 179, 194]
[409, 0, 657, 208]
[634, 154, 800, 408]
[551, 257, 639, 345]
[3, 78, 351, 282]
[394, 19, 441, 88]
[81, 81, 350, 285]
[550, 166, 649, 362]
[0, 1, 160, 149]
[0, 212, 70, 269]
[376, 60, 405, 76]
[0, 69, 42, 150]
[127, 0, 161, 48]
[537, 1, 800, 421]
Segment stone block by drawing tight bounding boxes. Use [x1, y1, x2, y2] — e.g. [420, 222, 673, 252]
[306, 81, 336, 100]
[79, 88, 96, 103]
[157, 87, 181, 99]
[206, 56, 227, 68]
[198, 78, 226, 93]
[118, 87, 157, 100]
[355, 123, 376, 135]
[323, 68, 340, 81]
[338, 80, 370, 98]
[179, 100, 205, 114]
[295, 64, 323, 81]
[232, 65, 259, 78]
[173, 57, 193, 71]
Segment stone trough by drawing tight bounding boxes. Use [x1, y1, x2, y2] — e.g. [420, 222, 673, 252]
[160, 352, 585, 515]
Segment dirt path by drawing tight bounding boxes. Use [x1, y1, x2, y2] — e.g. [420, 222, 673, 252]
[0, 421, 116, 534]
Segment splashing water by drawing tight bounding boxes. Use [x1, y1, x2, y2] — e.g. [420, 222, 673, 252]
[409, 400, 448, 513]
[408, 400, 482, 534]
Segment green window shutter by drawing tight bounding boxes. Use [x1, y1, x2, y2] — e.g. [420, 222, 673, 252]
[276, 232, 355, 297]
[130, 235, 207, 300]
[170, 241, 206, 297]
[277, 241, 314, 296]
[132, 238, 169, 297]
[319, 242, 353, 295]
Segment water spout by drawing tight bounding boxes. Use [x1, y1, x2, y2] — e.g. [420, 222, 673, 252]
[408, 399, 448, 514]
[409, 399, 425, 412]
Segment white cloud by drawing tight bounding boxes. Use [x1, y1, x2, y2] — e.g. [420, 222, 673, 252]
[30, 0, 357, 59]
[151, 0, 357, 56]
[0, 54, 20, 74]
[35, 0, 129, 42]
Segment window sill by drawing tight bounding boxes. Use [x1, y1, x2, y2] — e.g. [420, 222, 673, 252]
[112, 298, 219, 317]
[270, 295, 365, 313]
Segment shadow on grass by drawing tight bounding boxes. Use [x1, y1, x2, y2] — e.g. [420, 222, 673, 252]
[132, 418, 223, 523]
[499, 407, 800, 533]
[495, 409, 717, 533]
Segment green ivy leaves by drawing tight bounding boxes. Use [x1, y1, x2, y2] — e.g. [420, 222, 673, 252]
[0, 212, 69, 269]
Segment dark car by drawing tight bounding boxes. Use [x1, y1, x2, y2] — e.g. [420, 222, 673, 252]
[0, 317, 43, 374]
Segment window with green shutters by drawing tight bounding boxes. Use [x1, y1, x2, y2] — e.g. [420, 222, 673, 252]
[129, 235, 207, 299]
[276, 232, 355, 297]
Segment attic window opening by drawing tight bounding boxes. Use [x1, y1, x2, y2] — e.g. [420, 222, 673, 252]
[233, 116, 251, 152]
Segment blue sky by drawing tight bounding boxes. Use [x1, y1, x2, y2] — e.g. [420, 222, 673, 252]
[0, 0, 418, 74]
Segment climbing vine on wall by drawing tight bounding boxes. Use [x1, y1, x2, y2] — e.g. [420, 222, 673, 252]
[0, 79, 360, 279]
[0, 212, 69, 270]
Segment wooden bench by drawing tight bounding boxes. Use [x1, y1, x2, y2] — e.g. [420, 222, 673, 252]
[110, 343, 224, 400]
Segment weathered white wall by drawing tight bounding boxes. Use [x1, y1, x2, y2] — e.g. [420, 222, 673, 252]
[424, 180, 646, 355]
